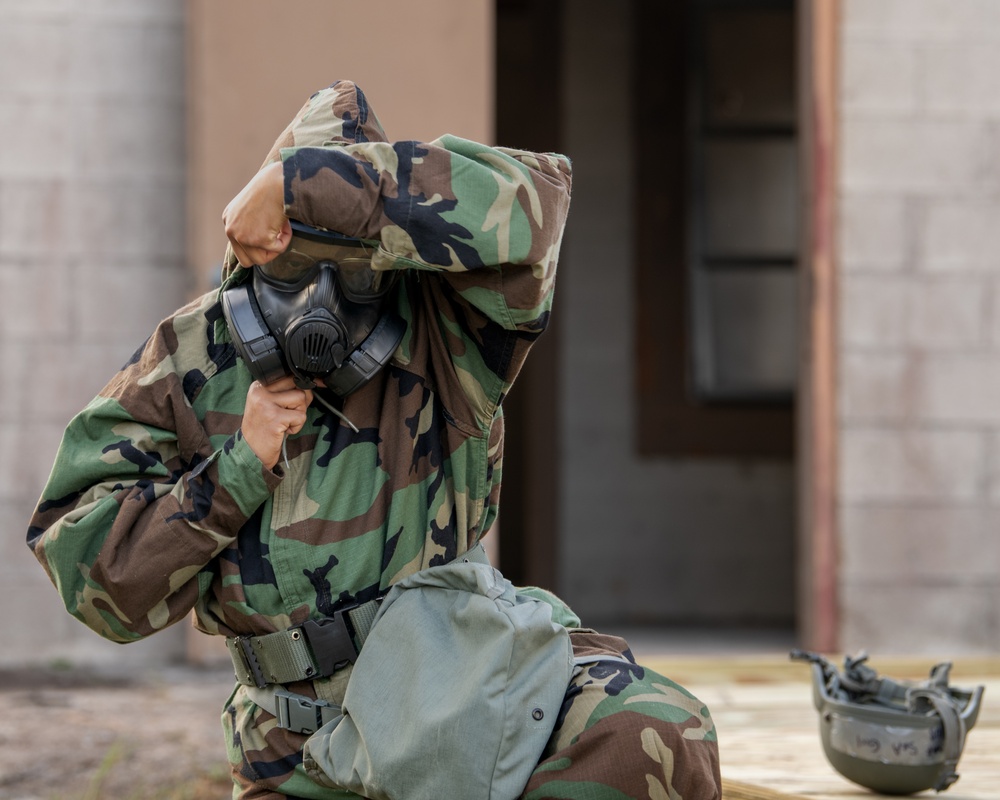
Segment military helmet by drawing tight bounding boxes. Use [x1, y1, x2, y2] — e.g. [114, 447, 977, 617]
[791, 650, 985, 795]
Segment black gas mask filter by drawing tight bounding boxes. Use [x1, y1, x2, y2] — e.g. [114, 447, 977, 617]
[222, 222, 405, 429]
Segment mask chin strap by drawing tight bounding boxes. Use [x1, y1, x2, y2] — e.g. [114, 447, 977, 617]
[313, 393, 360, 434]
[280, 393, 359, 472]
[282, 368, 361, 445]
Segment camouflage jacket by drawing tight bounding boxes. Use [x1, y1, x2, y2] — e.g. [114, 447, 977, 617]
[26, 83, 573, 652]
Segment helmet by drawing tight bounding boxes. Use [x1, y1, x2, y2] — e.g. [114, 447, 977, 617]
[791, 650, 985, 795]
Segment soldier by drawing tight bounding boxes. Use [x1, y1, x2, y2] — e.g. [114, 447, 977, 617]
[26, 81, 722, 799]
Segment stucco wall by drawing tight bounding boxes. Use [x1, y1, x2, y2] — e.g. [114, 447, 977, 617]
[186, 0, 495, 293]
[837, 0, 1000, 653]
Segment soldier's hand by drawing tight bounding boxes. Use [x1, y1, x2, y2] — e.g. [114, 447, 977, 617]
[241, 377, 313, 470]
[223, 161, 292, 268]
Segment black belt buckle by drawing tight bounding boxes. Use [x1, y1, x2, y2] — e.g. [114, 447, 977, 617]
[235, 636, 268, 689]
[300, 610, 359, 677]
[274, 689, 338, 735]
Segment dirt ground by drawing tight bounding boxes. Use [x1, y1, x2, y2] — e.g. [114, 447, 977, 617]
[0, 664, 237, 800]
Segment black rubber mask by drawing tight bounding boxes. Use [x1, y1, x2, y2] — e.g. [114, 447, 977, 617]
[222, 222, 404, 397]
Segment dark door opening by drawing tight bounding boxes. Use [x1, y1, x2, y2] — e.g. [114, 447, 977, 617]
[494, 0, 565, 590]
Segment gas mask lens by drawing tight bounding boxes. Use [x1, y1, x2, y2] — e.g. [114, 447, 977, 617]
[335, 257, 395, 300]
[259, 235, 367, 283]
[257, 222, 395, 298]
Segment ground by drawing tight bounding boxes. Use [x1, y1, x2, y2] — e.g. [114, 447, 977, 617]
[3, 650, 997, 800]
[0, 664, 235, 800]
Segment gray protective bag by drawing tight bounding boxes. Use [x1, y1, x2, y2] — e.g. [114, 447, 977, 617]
[302, 557, 574, 800]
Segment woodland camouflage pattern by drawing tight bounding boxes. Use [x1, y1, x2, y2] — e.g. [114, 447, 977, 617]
[27, 81, 721, 799]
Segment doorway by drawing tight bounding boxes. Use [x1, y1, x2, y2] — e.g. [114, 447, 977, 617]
[497, 0, 800, 634]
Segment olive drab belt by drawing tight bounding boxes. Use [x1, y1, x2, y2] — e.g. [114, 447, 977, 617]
[226, 543, 491, 690]
[226, 599, 382, 689]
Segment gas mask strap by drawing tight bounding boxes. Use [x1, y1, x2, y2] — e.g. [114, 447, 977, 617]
[314, 392, 360, 433]
[279, 394, 359, 472]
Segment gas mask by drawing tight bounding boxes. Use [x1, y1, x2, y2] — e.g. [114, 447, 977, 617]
[222, 221, 405, 400]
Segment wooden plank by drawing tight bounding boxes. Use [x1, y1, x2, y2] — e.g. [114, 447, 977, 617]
[722, 777, 810, 800]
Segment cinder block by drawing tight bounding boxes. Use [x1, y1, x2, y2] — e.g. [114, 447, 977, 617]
[0, 178, 69, 260]
[989, 430, 1000, 503]
[74, 97, 185, 180]
[840, 581, 999, 655]
[0, 340, 124, 424]
[0, 421, 67, 501]
[920, 199, 1000, 273]
[839, 194, 909, 271]
[2, 492, 47, 564]
[67, 19, 183, 99]
[68, 178, 187, 261]
[840, 427, 984, 501]
[922, 43, 1000, 117]
[73, 260, 190, 343]
[910, 355, 1000, 423]
[0, 98, 72, 179]
[841, 119, 993, 194]
[991, 279, 1000, 347]
[841, 275, 987, 351]
[840, 352, 914, 421]
[843, 0, 1000, 44]
[0, 19, 72, 93]
[0, 1, 76, 18]
[75, 0, 183, 23]
[839, 503, 1000, 581]
[0, 260, 74, 341]
[840, 274, 908, 348]
[841, 40, 917, 115]
[1, 0, 181, 18]
[905, 279, 986, 349]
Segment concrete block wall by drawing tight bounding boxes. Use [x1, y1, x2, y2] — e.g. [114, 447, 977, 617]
[0, 1, 191, 667]
[838, 0, 1000, 653]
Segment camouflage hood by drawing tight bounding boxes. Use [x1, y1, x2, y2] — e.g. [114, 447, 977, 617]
[221, 80, 388, 281]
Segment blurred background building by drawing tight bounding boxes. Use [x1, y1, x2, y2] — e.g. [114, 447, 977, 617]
[2, 0, 998, 669]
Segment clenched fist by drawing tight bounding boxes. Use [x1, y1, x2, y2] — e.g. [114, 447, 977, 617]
[241, 377, 314, 470]
[223, 161, 291, 268]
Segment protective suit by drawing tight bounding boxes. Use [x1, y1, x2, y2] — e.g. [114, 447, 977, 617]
[27, 81, 721, 799]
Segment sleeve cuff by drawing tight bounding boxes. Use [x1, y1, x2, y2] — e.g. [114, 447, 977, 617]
[217, 432, 282, 518]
